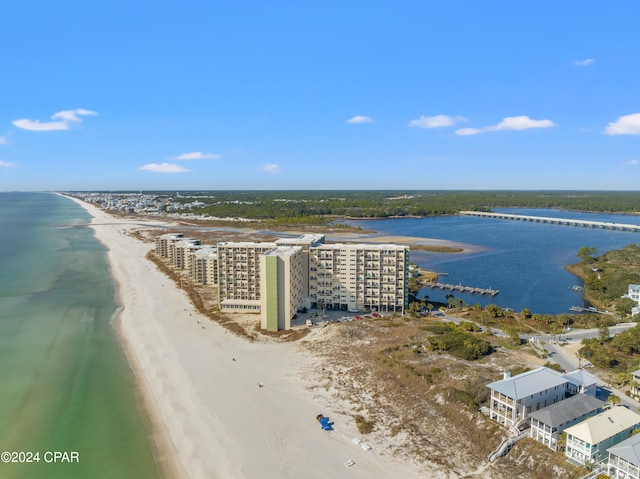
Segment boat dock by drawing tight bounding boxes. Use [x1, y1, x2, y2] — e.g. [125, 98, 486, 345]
[459, 211, 640, 232]
[423, 282, 499, 296]
[569, 306, 614, 315]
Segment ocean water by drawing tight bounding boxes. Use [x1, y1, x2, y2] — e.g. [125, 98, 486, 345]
[0, 193, 160, 479]
[347, 208, 640, 314]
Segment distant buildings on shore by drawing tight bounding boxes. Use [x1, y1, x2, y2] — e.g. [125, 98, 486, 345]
[155, 233, 409, 331]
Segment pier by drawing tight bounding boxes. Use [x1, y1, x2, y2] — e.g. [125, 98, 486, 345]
[569, 306, 614, 315]
[459, 211, 640, 232]
[423, 282, 499, 296]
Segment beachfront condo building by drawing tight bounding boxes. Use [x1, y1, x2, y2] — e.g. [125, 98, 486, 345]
[172, 239, 201, 270]
[260, 246, 305, 331]
[308, 243, 409, 313]
[156, 234, 409, 330]
[189, 246, 218, 285]
[275, 234, 325, 302]
[216, 242, 278, 313]
[155, 233, 184, 258]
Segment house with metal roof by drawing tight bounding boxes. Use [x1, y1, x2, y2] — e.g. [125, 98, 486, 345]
[487, 367, 569, 427]
[529, 394, 606, 450]
[565, 406, 640, 465]
[607, 433, 640, 479]
[564, 369, 599, 396]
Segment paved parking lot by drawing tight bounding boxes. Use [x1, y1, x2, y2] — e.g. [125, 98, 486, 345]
[290, 308, 384, 328]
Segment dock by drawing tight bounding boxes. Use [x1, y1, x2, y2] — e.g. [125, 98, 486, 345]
[569, 306, 614, 315]
[459, 211, 640, 232]
[423, 282, 499, 296]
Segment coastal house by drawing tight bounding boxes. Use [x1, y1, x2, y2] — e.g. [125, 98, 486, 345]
[564, 406, 640, 465]
[528, 394, 606, 451]
[564, 369, 599, 396]
[623, 284, 640, 316]
[607, 433, 640, 479]
[626, 284, 640, 303]
[487, 367, 569, 427]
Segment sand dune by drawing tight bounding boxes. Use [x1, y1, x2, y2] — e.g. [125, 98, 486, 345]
[68, 197, 422, 479]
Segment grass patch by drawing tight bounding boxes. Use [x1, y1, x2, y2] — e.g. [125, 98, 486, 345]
[354, 414, 376, 435]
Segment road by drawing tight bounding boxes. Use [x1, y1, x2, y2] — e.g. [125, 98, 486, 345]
[431, 310, 640, 411]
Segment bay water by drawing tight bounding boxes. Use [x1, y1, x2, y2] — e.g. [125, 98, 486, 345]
[0, 192, 160, 479]
[348, 208, 640, 314]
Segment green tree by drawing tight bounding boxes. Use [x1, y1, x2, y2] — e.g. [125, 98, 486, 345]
[599, 325, 610, 342]
[485, 304, 503, 318]
[577, 247, 597, 263]
[556, 432, 567, 451]
[607, 394, 621, 406]
[617, 298, 637, 316]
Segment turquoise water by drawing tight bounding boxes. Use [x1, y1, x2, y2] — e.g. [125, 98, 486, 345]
[0, 193, 161, 479]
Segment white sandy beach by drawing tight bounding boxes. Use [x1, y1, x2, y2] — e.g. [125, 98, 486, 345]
[68, 197, 424, 479]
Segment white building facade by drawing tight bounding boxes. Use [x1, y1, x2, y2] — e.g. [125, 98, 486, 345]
[308, 243, 408, 313]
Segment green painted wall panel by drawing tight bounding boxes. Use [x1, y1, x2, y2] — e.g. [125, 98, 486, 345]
[265, 256, 279, 331]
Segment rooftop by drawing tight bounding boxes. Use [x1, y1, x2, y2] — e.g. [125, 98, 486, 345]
[608, 432, 640, 467]
[275, 234, 325, 246]
[264, 246, 302, 257]
[564, 369, 599, 389]
[528, 394, 605, 428]
[564, 406, 640, 445]
[487, 367, 568, 400]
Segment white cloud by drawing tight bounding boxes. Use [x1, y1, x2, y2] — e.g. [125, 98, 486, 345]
[625, 159, 639, 167]
[605, 113, 640, 135]
[0, 160, 16, 168]
[12, 119, 69, 131]
[139, 163, 190, 173]
[12, 108, 98, 131]
[456, 115, 556, 135]
[573, 58, 594, 67]
[263, 163, 281, 174]
[0, 136, 6, 144]
[408, 115, 466, 128]
[174, 152, 220, 160]
[488, 116, 555, 131]
[455, 127, 483, 136]
[347, 115, 374, 124]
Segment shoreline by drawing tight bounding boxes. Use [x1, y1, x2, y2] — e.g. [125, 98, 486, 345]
[64, 195, 423, 479]
[65, 195, 184, 479]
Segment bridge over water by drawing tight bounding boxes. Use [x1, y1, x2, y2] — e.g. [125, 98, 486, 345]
[459, 211, 640, 232]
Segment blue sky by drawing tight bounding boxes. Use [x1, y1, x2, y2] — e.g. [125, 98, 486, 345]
[1, 1, 639, 191]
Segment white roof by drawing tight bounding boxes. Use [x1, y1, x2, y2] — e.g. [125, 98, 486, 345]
[608, 432, 640, 466]
[564, 407, 640, 445]
[275, 234, 325, 246]
[564, 369, 599, 388]
[487, 367, 568, 400]
[264, 246, 302, 257]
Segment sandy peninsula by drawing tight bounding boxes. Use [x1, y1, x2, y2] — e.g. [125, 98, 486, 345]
[67, 197, 424, 479]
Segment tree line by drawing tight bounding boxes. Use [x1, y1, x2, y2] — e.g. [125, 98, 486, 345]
[161, 190, 640, 222]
